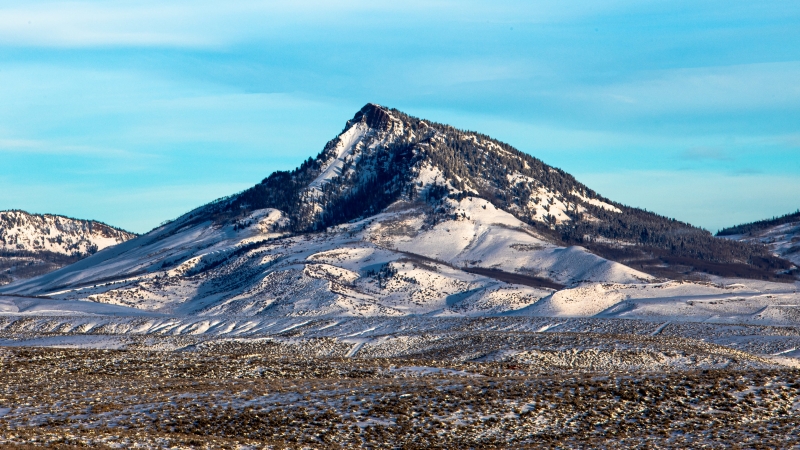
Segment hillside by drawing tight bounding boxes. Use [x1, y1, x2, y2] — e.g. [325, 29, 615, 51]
[718, 210, 800, 237]
[0, 210, 136, 285]
[718, 210, 800, 266]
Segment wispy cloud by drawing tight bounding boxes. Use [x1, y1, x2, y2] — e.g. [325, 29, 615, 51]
[0, 2, 216, 48]
[593, 62, 800, 113]
[0, 0, 713, 49]
[0, 137, 142, 158]
[782, 135, 800, 148]
[679, 146, 732, 161]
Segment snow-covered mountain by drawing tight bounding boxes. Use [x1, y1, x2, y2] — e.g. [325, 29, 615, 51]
[0, 210, 136, 286]
[718, 210, 800, 266]
[199, 104, 791, 280]
[1, 104, 795, 320]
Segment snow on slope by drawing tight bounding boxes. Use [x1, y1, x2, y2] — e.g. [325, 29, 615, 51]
[7, 197, 795, 326]
[2, 197, 644, 318]
[2, 208, 288, 298]
[308, 121, 371, 192]
[0, 204, 559, 318]
[0, 210, 136, 286]
[0, 210, 134, 256]
[723, 220, 800, 266]
[372, 197, 650, 286]
[0, 295, 156, 317]
[517, 278, 800, 324]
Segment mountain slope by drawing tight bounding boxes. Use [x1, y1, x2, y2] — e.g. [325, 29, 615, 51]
[1, 104, 794, 320]
[1, 198, 648, 317]
[718, 211, 800, 266]
[0, 210, 137, 285]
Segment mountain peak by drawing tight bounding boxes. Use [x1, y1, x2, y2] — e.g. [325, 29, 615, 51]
[2, 105, 795, 317]
[349, 103, 393, 130]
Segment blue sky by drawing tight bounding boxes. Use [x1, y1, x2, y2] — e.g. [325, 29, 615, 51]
[1, 0, 799, 233]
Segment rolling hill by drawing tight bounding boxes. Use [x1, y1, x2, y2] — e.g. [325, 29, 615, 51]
[718, 210, 800, 266]
[0, 210, 136, 286]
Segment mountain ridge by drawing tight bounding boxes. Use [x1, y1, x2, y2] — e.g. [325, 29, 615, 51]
[718, 210, 800, 237]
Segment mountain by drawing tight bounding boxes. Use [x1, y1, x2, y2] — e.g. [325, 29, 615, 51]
[1, 104, 795, 319]
[0, 210, 137, 286]
[191, 103, 791, 281]
[718, 210, 800, 266]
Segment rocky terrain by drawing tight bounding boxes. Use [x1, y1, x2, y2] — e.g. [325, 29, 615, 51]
[0, 210, 136, 286]
[0, 347, 799, 449]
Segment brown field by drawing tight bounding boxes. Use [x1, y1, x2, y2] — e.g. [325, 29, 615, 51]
[0, 346, 799, 449]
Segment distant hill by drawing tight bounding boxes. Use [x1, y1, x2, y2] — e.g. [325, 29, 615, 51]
[718, 211, 800, 237]
[718, 210, 800, 267]
[0, 210, 137, 285]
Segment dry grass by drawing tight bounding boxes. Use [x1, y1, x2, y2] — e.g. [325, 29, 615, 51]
[0, 347, 799, 448]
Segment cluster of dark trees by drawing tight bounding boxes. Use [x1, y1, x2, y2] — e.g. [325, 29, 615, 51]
[558, 206, 782, 266]
[0, 249, 86, 285]
[717, 210, 800, 236]
[364, 263, 401, 289]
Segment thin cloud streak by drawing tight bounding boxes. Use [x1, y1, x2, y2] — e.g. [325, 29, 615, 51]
[569, 62, 800, 114]
[679, 147, 732, 162]
[0, 0, 740, 48]
[0, 138, 143, 158]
